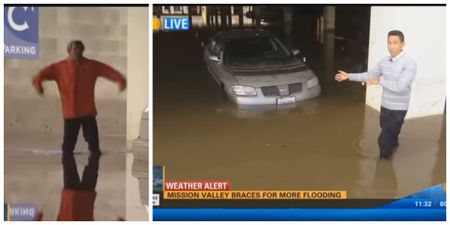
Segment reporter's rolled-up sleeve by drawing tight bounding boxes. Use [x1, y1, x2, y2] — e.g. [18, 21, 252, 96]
[349, 61, 382, 82]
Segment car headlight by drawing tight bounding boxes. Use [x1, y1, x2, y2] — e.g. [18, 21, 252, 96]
[306, 77, 319, 89]
[230, 85, 257, 96]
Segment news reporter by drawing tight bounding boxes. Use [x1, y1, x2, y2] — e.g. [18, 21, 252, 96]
[335, 30, 417, 159]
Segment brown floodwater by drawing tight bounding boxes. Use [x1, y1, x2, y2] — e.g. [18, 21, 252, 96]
[153, 31, 445, 199]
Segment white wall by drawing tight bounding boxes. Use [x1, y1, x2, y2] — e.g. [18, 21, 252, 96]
[126, 7, 149, 142]
[366, 6, 446, 118]
[125, 7, 149, 221]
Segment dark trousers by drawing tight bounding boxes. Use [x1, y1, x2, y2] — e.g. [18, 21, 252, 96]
[62, 116, 100, 154]
[62, 116, 101, 189]
[378, 107, 407, 157]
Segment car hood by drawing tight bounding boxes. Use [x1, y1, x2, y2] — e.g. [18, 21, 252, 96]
[225, 58, 314, 87]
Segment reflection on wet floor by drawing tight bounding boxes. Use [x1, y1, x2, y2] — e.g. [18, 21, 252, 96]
[154, 31, 445, 199]
[4, 132, 148, 220]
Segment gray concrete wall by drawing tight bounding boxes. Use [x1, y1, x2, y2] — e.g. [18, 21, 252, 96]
[4, 7, 128, 136]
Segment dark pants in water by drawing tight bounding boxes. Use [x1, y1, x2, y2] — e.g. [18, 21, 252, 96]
[378, 106, 407, 158]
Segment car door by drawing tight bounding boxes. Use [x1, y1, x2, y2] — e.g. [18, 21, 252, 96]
[204, 34, 225, 85]
[205, 35, 239, 94]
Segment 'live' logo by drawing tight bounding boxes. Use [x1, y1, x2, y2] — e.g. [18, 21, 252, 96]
[163, 17, 190, 31]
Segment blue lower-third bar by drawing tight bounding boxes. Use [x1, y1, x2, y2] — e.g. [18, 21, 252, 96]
[153, 208, 445, 221]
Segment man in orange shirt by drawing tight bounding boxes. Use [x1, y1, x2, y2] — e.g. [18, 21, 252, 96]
[32, 40, 126, 220]
[33, 40, 126, 157]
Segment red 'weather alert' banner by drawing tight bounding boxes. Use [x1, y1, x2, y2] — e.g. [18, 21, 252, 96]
[165, 180, 231, 191]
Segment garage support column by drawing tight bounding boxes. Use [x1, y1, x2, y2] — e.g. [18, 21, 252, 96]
[126, 7, 149, 220]
[254, 6, 261, 28]
[323, 6, 335, 89]
[283, 6, 293, 49]
[214, 7, 219, 27]
[220, 6, 227, 27]
[238, 6, 244, 28]
[188, 6, 192, 29]
[126, 8, 149, 143]
[204, 6, 210, 27]
[227, 6, 232, 27]
[208, 6, 213, 27]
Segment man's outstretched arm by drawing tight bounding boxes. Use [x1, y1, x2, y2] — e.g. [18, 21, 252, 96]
[335, 70, 350, 82]
[32, 64, 56, 95]
[96, 61, 127, 92]
[335, 61, 382, 83]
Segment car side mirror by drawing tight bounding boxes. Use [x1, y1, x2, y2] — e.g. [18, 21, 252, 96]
[208, 55, 220, 62]
[209, 51, 223, 63]
[292, 49, 306, 62]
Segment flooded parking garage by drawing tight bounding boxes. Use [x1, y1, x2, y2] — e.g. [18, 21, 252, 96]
[153, 5, 445, 199]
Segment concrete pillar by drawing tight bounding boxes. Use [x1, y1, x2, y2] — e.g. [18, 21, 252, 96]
[220, 6, 227, 27]
[227, 6, 232, 27]
[126, 7, 148, 143]
[366, 6, 446, 118]
[154, 6, 161, 17]
[283, 6, 293, 48]
[126, 7, 149, 221]
[323, 6, 335, 89]
[238, 6, 244, 28]
[254, 6, 261, 28]
[205, 6, 210, 27]
[214, 7, 219, 27]
[188, 6, 193, 29]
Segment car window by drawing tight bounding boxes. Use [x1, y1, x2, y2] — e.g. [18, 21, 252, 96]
[212, 38, 223, 56]
[224, 36, 291, 62]
[208, 35, 223, 56]
[207, 38, 215, 52]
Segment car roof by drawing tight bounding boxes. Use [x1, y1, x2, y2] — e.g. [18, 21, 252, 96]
[218, 29, 274, 39]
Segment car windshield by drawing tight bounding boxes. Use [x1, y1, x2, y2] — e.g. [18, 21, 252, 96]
[224, 36, 292, 63]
